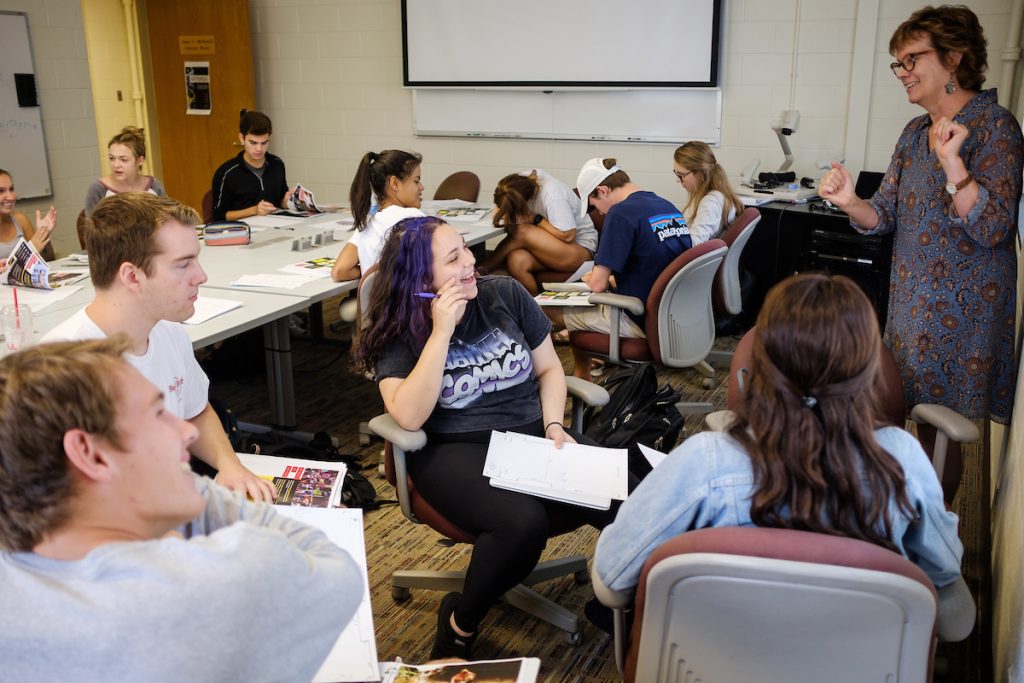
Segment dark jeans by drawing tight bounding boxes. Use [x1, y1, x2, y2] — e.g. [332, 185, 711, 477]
[407, 420, 621, 631]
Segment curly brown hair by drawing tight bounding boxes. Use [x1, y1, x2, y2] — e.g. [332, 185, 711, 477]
[889, 5, 987, 91]
[0, 338, 131, 551]
[727, 274, 915, 552]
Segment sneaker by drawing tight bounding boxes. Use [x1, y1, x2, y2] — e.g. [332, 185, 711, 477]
[430, 592, 477, 659]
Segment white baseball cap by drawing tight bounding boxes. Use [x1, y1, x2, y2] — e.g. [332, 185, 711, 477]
[575, 158, 622, 218]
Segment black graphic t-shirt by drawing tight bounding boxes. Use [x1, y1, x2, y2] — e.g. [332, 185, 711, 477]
[375, 276, 552, 434]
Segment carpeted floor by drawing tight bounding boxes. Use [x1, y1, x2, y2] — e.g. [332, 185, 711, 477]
[207, 297, 987, 681]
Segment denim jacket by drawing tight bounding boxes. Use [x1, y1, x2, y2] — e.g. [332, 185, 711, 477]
[594, 427, 963, 592]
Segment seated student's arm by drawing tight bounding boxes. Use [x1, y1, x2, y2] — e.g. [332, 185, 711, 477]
[83, 181, 107, 216]
[332, 242, 361, 282]
[377, 277, 466, 431]
[583, 265, 612, 293]
[689, 192, 726, 245]
[537, 197, 579, 243]
[280, 184, 295, 210]
[532, 336, 575, 448]
[22, 208, 56, 254]
[189, 403, 277, 502]
[180, 478, 364, 681]
[594, 432, 724, 592]
[226, 202, 276, 221]
[881, 428, 964, 587]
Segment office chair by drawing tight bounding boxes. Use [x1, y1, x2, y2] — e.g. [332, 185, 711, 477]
[706, 207, 760, 364]
[707, 326, 979, 502]
[568, 239, 727, 417]
[592, 526, 976, 683]
[367, 375, 610, 643]
[201, 189, 214, 224]
[433, 171, 481, 203]
[76, 209, 88, 250]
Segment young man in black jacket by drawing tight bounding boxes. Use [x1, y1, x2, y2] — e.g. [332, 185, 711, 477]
[210, 110, 293, 221]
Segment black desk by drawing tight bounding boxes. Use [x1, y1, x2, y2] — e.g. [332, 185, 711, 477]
[740, 201, 894, 325]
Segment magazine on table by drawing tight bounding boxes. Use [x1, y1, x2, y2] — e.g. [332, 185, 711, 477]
[379, 657, 540, 683]
[5, 238, 86, 289]
[236, 452, 347, 508]
[278, 183, 324, 216]
[278, 256, 336, 278]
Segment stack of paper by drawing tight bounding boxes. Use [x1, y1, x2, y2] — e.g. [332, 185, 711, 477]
[183, 296, 243, 325]
[484, 431, 628, 509]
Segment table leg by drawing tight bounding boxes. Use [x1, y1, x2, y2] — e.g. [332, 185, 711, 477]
[263, 317, 297, 430]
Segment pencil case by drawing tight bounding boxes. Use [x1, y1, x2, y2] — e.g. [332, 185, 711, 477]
[203, 221, 251, 246]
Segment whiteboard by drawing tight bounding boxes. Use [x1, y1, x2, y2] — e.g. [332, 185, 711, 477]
[413, 89, 722, 144]
[403, 0, 721, 87]
[0, 12, 51, 199]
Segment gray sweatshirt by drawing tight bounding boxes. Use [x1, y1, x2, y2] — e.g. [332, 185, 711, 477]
[0, 476, 364, 683]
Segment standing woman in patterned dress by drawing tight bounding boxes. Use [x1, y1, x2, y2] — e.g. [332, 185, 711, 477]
[819, 4, 1023, 495]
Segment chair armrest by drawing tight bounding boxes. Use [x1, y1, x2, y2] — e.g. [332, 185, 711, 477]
[367, 414, 428, 453]
[588, 292, 645, 316]
[910, 404, 980, 444]
[705, 410, 736, 432]
[936, 576, 976, 642]
[566, 376, 610, 407]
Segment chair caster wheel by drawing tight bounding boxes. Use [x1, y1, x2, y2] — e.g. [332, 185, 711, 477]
[702, 378, 714, 389]
[565, 630, 581, 645]
[573, 569, 590, 584]
[392, 586, 411, 602]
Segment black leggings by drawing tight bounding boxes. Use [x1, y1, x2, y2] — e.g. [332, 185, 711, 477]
[408, 421, 618, 631]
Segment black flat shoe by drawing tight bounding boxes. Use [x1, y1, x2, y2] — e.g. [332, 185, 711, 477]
[430, 592, 477, 660]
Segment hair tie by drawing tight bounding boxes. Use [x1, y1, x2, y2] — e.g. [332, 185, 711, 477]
[801, 395, 818, 409]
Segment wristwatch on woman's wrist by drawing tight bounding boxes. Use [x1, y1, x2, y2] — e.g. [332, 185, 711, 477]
[532, 213, 544, 225]
[945, 173, 973, 196]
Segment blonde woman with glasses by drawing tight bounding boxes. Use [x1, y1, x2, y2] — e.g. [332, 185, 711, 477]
[672, 141, 742, 245]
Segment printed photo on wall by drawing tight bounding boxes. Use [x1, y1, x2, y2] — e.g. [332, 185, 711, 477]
[185, 61, 211, 115]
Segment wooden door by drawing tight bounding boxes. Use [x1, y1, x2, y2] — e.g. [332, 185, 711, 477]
[142, 0, 254, 214]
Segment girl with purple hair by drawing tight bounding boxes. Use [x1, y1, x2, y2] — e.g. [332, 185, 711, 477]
[354, 216, 616, 659]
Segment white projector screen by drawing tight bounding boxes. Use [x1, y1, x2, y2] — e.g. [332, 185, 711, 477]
[403, 0, 721, 88]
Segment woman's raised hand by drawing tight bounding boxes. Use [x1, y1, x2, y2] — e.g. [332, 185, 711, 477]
[31, 207, 57, 252]
[818, 162, 856, 209]
[430, 277, 468, 336]
[933, 116, 969, 164]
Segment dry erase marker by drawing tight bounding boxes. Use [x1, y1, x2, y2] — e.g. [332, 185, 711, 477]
[415, 292, 438, 299]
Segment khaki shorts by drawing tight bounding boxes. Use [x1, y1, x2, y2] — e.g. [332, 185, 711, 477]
[563, 304, 646, 338]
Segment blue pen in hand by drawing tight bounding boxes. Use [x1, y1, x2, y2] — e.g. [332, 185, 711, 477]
[414, 292, 438, 299]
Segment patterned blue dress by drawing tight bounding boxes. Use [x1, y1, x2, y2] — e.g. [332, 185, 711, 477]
[854, 89, 1022, 423]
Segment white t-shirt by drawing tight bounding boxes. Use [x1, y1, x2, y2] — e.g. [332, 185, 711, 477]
[685, 190, 736, 246]
[522, 169, 599, 253]
[42, 310, 210, 420]
[346, 205, 425, 272]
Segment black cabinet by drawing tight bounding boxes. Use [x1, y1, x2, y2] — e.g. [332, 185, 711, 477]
[740, 201, 894, 326]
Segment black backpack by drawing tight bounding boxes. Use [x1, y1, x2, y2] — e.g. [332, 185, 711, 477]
[583, 365, 684, 478]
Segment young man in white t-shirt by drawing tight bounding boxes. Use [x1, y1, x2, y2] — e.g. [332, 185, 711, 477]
[43, 192, 275, 502]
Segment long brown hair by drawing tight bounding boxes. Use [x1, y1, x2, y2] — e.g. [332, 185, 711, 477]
[492, 171, 538, 228]
[674, 141, 743, 232]
[348, 149, 422, 230]
[727, 273, 914, 551]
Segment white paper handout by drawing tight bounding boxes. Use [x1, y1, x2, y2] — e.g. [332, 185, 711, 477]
[637, 442, 669, 470]
[0, 284, 83, 312]
[483, 431, 628, 509]
[275, 507, 380, 682]
[183, 296, 243, 325]
[230, 273, 312, 289]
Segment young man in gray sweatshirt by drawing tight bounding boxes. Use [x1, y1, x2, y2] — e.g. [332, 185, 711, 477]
[0, 338, 364, 683]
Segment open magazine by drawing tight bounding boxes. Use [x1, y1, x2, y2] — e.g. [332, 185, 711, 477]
[380, 657, 540, 683]
[278, 183, 324, 216]
[5, 238, 86, 290]
[236, 452, 347, 508]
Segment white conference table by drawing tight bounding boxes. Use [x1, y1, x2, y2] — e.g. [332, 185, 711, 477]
[8, 205, 505, 432]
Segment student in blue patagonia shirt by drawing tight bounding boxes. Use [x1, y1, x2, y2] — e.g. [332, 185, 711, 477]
[353, 216, 622, 660]
[594, 274, 963, 596]
[547, 158, 692, 378]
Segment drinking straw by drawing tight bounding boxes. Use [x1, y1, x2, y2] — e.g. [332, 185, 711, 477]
[12, 286, 19, 328]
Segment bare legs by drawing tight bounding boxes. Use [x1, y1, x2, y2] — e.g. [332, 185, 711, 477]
[479, 224, 591, 295]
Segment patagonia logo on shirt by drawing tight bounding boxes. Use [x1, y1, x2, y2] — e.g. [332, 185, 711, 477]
[649, 213, 690, 242]
[439, 329, 532, 409]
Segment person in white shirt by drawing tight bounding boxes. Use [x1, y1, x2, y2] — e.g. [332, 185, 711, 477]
[673, 141, 742, 245]
[0, 339, 362, 683]
[43, 192, 275, 502]
[478, 169, 599, 294]
[331, 149, 425, 282]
